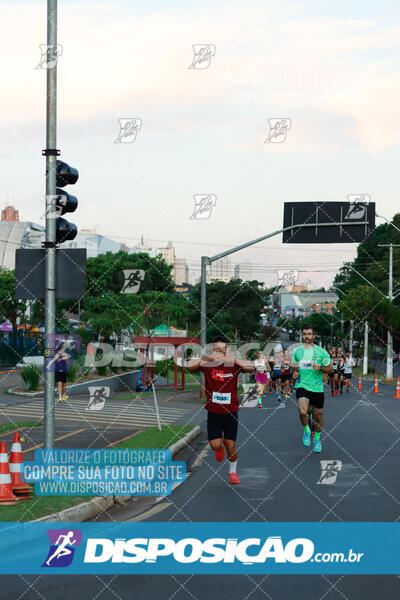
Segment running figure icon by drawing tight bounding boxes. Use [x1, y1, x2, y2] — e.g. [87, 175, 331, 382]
[45, 531, 77, 566]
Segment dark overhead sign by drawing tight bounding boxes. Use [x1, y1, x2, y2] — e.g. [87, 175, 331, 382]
[15, 249, 86, 299]
[283, 201, 375, 244]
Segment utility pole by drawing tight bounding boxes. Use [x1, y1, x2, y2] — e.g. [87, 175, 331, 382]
[349, 320, 354, 354]
[378, 243, 400, 383]
[43, 0, 58, 448]
[387, 243, 393, 383]
[363, 321, 368, 376]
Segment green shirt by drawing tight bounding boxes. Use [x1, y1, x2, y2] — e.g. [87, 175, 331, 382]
[292, 344, 331, 393]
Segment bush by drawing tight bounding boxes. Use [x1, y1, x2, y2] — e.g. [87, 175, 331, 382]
[154, 358, 174, 377]
[74, 352, 92, 376]
[66, 362, 78, 382]
[96, 366, 108, 377]
[74, 328, 93, 345]
[20, 364, 42, 391]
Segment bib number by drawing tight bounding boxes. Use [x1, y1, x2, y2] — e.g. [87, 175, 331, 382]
[299, 359, 314, 369]
[212, 391, 231, 404]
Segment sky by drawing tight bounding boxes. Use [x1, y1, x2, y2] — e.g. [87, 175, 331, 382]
[1, 0, 400, 288]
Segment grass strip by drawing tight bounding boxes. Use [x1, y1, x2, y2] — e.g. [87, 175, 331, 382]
[0, 421, 42, 434]
[0, 425, 195, 521]
[115, 424, 195, 449]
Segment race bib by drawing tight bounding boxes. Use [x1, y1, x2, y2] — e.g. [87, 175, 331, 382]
[299, 359, 314, 369]
[212, 391, 231, 404]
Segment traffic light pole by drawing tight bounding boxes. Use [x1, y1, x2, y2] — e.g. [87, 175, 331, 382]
[44, 0, 58, 448]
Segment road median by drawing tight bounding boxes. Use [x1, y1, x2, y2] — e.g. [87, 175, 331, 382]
[0, 424, 201, 523]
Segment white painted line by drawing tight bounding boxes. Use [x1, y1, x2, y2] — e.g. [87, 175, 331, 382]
[192, 444, 211, 468]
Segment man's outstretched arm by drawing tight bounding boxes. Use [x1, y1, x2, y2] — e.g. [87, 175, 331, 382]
[234, 357, 255, 372]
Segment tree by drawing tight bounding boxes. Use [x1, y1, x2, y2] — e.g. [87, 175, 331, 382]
[333, 213, 400, 345]
[337, 285, 400, 341]
[79, 252, 187, 339]
[187, 278, 269, 342]
[0, 268, 27, 329]
[334, 214, 400, 295]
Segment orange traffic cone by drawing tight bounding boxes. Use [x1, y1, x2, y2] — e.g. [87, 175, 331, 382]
[0, 442, 18, 505]
[373, 375, 379, 394]
[9, 432, 32, 499]
[394, 377, 400, 400]
[357, 376, 362, 390]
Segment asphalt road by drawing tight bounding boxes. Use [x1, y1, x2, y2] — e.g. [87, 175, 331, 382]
[2, 380, 400, 599]
[0, 384, 203, 457]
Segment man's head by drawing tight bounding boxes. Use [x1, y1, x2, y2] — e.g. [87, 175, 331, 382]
[346, 350, 351, 357]
[212, 335, 229, 355]
[302, 326, 316, 345]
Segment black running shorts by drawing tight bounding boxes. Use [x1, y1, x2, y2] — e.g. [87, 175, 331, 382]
[296, 387, 324, 409]
[55, 371, 67, 383]
[207, 411, 239, 441]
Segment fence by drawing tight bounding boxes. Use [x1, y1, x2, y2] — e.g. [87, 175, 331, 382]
[0, 332, 43, 367]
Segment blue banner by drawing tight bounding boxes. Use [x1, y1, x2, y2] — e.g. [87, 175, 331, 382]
[0, 522, 399, 574]
[23, 449, 185, 496]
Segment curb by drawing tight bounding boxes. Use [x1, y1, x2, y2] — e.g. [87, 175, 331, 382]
[33, 425, 202, 522]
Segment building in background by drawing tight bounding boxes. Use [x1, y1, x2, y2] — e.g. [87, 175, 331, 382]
[0, 206, 44, 269]
[156, 241, 189, 285]
[1, 205, 19, 222]
[157, 241, 175, 266]
[0, 206, 140, 268]
[208, 257, 230, 283]
[173, 258, 189, 285]
[233, 262, 253, 281]
[292, 280, 313, 293]
[273, 291, 338, 318]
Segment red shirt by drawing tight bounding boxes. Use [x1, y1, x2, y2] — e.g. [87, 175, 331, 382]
[200, 363, 243, 413]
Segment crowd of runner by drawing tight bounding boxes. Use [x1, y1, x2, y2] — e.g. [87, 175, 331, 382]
[188, 328, 359, 486]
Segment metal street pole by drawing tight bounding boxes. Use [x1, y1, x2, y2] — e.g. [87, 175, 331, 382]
[363, 320, 368, 376]
[199, 221, 367, 353]
[44, 0, 58, 448]
[378, 243, 400, 382]
[349, 320, 354, 354]
[200, 256, 209, 349]
[388, 244, 393, 382]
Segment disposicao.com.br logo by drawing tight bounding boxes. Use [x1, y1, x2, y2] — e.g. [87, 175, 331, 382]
[82, 536, 364, 565]
[42, 529, 82, 568]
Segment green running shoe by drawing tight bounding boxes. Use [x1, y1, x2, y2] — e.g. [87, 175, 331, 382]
[302, 430, 311, 447]
[313, 438, 322, 453]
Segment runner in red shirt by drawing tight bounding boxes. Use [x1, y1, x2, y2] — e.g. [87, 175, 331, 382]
[187, 335, 254, 485]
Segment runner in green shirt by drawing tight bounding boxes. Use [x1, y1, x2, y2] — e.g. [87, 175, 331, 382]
[291, 326, 333, 453]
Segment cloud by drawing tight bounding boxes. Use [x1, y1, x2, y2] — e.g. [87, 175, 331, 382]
[1, 1, 400, 155]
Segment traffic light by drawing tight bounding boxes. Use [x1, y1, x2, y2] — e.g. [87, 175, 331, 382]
[55, 160, 79, 243]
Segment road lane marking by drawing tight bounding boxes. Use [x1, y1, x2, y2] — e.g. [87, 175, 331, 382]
[106, 430, 144, 448]
[192, 444, 211, 468]
[22, 428, 86, 453]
